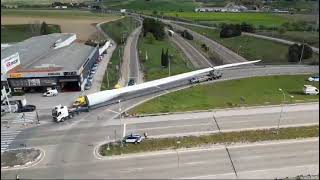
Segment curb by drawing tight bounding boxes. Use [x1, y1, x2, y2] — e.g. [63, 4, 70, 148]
[127, 102, 319, 118]
[1, 147, 45, 171]
[94, 137, 319, 160]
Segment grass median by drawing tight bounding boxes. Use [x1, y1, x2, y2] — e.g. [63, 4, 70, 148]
[130, 75, 319, 114]
[180, 24, 319, 65]
[99, 125, 319, 156]
[138, 36, 194, 81]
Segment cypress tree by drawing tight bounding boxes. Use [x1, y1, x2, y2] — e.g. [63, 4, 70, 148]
[165, 49, 169, 67]
[161, 48, 165, 67]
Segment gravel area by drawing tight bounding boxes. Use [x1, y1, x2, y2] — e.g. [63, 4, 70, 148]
[1, 148, 41, 167]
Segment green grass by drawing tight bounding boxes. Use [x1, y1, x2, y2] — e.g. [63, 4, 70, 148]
[1, 0, 90, 5]
[180, 24, 319, 64]
[100, 16, 137, 44]
[166, 12, 290, 27]
[100, 125, 319, 156]
[101, 46, 122, 90]
[102, 0, 198, 12]
[138, 37, 194, 81]
[1, 24, 61, 43]
[100, 17, 137, 90]
[1, 9, 116, 18]
[130, 75, 319, 114]
[256, 30, 319, 48]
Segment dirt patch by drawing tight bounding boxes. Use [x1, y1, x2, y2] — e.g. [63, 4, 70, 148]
[1, 148, 41, 167]
[1, 16, 122, 41]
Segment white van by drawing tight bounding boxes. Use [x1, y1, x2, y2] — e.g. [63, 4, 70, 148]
[43, 89, 58, 97]
[303, 85, 319, 95]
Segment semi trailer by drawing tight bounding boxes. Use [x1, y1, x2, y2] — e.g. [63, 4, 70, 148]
[51, 60, 260, 122]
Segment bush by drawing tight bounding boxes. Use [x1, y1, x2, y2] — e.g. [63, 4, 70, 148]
[142, 18, 165, 40]
[240, 22, 255, 33]
[181, 30, 193, 40]
[145, 32, 155, 44]
[11, 91, 25, 96]
[201, 44, 209, 51]
[288, 43, 313, 62]
[277, 26, 287, 34]
[220, 24, 241, 38]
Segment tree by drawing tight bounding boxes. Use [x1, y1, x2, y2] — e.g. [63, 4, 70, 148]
[220, 24, 241, 38]
[152, 10, 158, 16]
[161, 48, 165, 67]
[142, 18, 165, 40]
[288, 43, 313, 62]
[278, 26, 287, 34]
[240, 22, 255, 33]
[164, 49, 169, 67]
[181, 30, 193, 40]
[40, 21, 49, 35]
[145, 32, 155, 44]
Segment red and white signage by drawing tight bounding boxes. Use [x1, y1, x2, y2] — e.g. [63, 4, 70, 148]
[1, 52, 20, 74]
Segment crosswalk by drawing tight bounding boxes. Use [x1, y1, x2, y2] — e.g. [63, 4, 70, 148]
[1, 130, 21, 153]
[12, 112, 35, 124]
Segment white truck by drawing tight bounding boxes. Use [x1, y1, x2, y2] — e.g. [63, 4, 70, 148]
[51, 60, 260, 121]
[52, 104, 89, 122]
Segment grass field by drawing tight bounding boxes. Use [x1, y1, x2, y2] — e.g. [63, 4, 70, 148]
[100, 17, 137, 90]
[102, 0, 198, 12]
[181, 24, 319, 64]
[1, 9, 120, 41]
[100, 16, 136, 44]
[130, 75, 319, 114]
[166, 12, 290, 27]
[1, 0, 91, 5]
[100, 125, 319, 156]
[1, 24, 60, 43]
[138, 37, 193, 81]
[256, 30, 319, 48]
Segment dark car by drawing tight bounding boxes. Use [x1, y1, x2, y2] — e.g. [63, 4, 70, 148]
[19, 105, 36, 112]
[128, 79, 136, 86]
[123, 134, 144, 144]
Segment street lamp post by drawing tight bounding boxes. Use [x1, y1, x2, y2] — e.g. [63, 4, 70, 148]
[237, 45, 242, 54]
[277, 88, 286, 134]
[277, 89, 294, 134]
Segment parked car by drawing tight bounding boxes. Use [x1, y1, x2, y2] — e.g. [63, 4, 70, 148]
[19, 105, 36, 112]
[308, 75, 319, 82]
[85, 82, 92, 90]
[303, 85, 319, 95]
[91, 69, 96, 74]
[88, 76, 93, 82]
[43, 89, 58, 97]
[123, 134, 144, 144]
[92, 66, 98, 71]
[93, 63, 98, 67]
[128, 79, 136, 86]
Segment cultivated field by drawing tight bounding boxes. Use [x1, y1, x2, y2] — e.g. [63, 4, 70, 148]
[1, 10, 121, 41]
[1, 0, 92, 5]
[166, 12, 299, 27]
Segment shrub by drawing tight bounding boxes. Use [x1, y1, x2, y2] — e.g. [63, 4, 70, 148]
[220, 24, 241, 38]
[181, 30, 193, 40]
[240, 22, 255, 33]
[288, 43, 313, 62]
[145, 32, 155, 44]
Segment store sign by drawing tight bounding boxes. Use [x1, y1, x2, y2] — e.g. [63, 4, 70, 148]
[9, 73, 23, 78]
[63, 71, 77, 76]
[2, 52, 20, 73]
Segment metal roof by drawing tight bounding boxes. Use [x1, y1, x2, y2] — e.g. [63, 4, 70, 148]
[1, 33, 96, 72]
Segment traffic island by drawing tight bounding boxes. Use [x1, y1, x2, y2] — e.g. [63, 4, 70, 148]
[1, 148, 42, 169]
[98, 125, 319, 156]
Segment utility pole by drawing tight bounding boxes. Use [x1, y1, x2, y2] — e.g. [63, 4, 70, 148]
[299, 38, 305, 64]
[277, 88, 286, 134]
[168, 55, 171, 77]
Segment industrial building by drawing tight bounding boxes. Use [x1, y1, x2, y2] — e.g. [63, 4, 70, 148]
[1, 33, 100, 92]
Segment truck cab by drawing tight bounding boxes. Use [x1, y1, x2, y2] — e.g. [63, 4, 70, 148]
[52, 104, 72, 122]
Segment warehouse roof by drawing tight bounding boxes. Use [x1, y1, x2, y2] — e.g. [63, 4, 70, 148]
[1, 33, 96, 72]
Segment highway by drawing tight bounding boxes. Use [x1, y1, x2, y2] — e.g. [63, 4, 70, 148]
[1, 14, 319, 179]
[119, 20, 143, 86]
[169, 28, 213, 68]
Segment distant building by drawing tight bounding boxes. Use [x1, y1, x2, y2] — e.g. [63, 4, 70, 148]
[195, 5, 248, 13]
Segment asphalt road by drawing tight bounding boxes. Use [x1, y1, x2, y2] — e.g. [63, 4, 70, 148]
[119, 20, 143, 86]
[169, 29, 213, 68]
